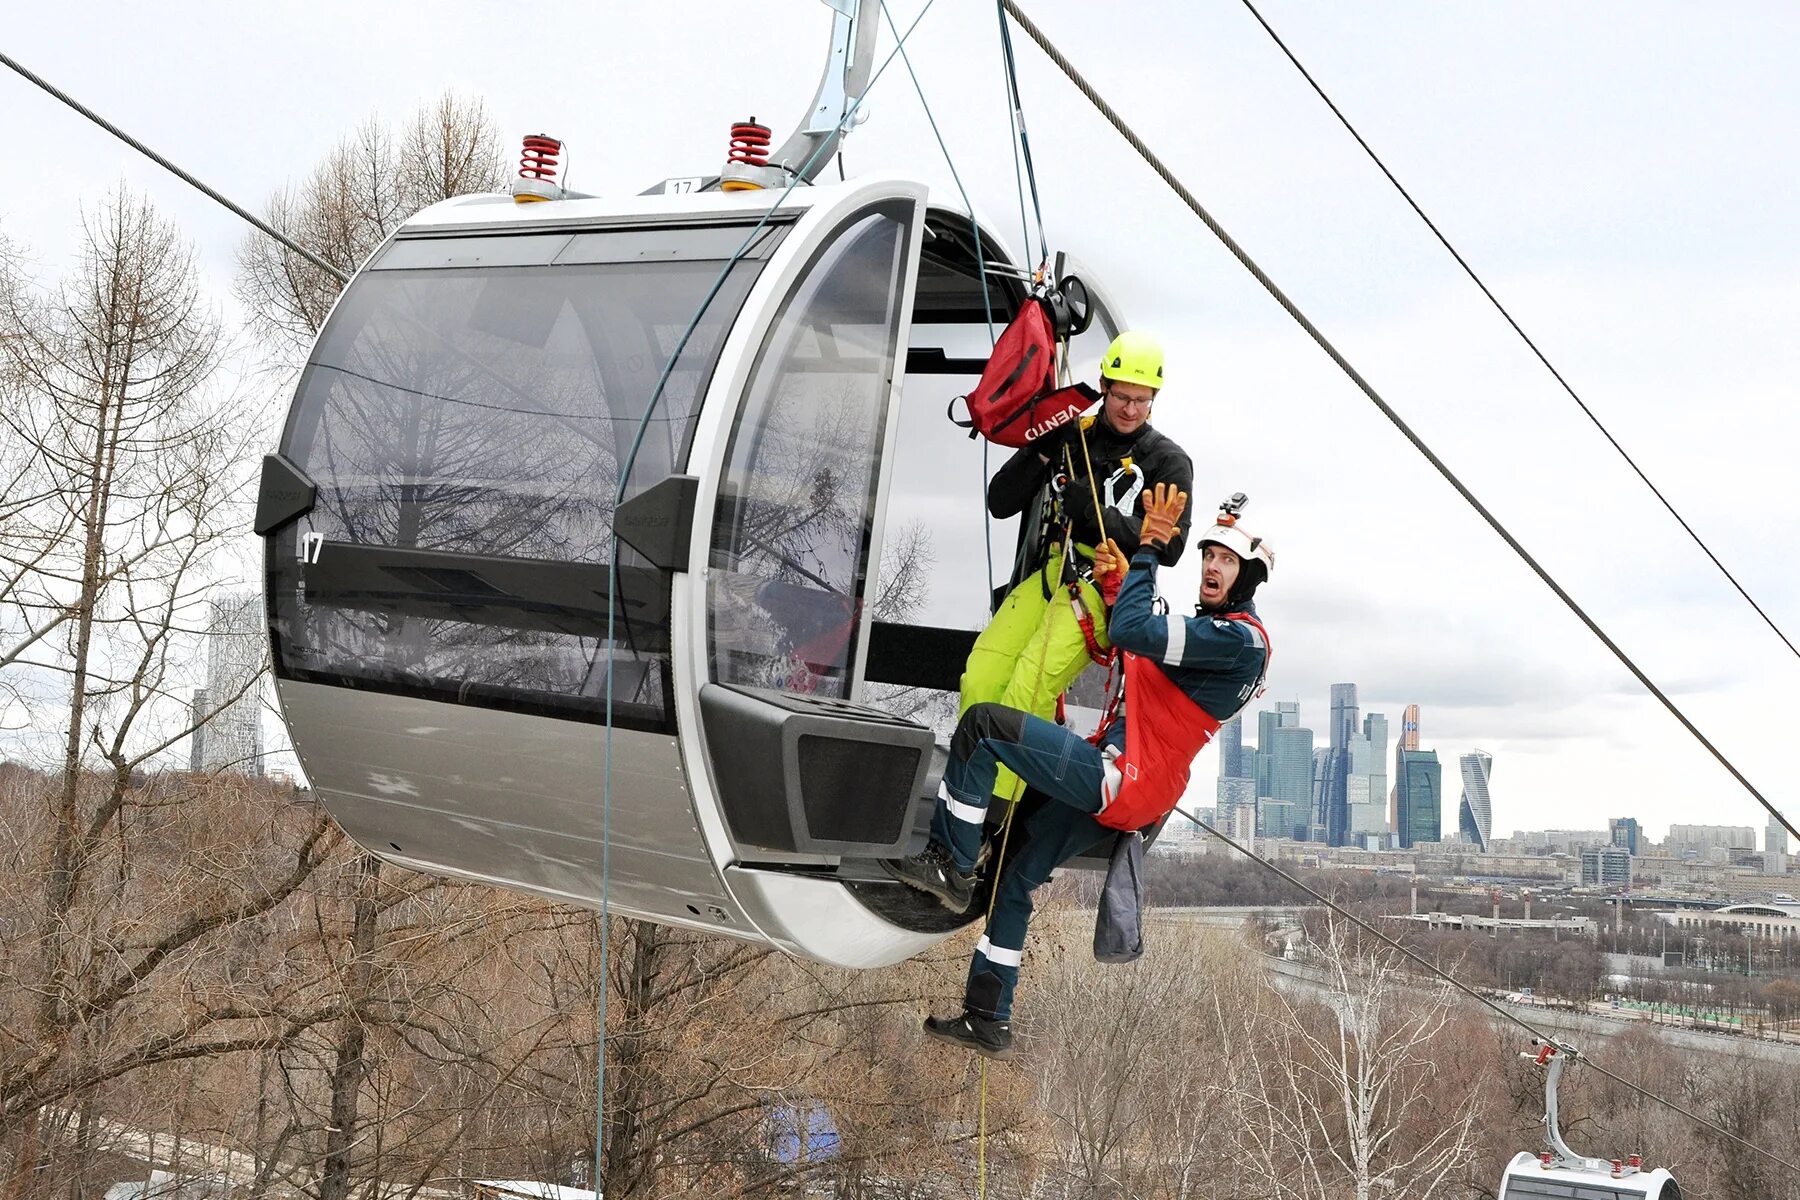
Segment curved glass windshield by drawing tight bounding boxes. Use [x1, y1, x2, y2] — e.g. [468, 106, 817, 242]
[708, 202, 912, 697]
[270, 222, 785, 730]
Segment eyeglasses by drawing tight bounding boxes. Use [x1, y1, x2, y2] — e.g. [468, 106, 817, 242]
[1106, 390, 1154, 410]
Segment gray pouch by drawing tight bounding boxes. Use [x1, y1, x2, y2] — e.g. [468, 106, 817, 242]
[1093, 830, 1145, 964]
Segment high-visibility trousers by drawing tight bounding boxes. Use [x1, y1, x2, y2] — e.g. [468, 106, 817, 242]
[957, 552, 1109, 802]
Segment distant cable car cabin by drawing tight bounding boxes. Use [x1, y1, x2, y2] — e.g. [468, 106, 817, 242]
[1499, 1044, 1683, 1200]
[254, 0, 1125, 967]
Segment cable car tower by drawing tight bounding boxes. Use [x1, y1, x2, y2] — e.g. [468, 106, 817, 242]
[255, 0, 1122, 968]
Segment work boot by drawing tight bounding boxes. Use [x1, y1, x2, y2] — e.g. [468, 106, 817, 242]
[923, 1010, 1014, 1060]
[879, 842, 975, 913]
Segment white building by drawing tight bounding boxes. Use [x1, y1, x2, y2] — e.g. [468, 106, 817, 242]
[189, 591, 264, 775]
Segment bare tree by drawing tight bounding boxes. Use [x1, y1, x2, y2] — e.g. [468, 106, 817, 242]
[235, 92, 507, 356]
[1215, 921, 1485, 1200]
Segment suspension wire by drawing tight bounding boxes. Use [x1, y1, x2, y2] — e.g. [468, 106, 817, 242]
[596, 3, 945, 1188]
[1237, 0, 1800, 668]
[0, 48, 348, 284]
[880, 0, 1004, 610]
[994, 2, 1051, 271]
[996, 0, 1800, 1170]
[1172, 806, 1800, 1175]
[995, 0, 1799, 853]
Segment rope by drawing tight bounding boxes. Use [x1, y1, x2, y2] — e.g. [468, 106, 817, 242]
[1171, 805, 1800, 1176]
[994, 1, 1051, 271]
[596, 4, 944, 1187]
[1237, 0, 1800, 667]
[0, 49, 347, 283]
[995, 0, 1799, 852]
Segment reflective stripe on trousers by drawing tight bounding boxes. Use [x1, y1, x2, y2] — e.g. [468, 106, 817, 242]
[933, 702, 1115, 1021]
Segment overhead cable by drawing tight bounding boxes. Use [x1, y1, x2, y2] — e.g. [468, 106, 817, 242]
[1175, 806, 1800, 1175]
[996, 0, 1798, 848]
[1237, 0, 1800, 667]
[0, 48, 348, 284]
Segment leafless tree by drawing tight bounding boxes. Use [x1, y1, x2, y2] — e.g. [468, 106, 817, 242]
[1214, 920, 1484, 1200]
[235, 92, 507, 357]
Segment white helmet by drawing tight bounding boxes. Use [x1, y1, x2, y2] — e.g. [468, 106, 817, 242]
[1197, 493, 1274, 602]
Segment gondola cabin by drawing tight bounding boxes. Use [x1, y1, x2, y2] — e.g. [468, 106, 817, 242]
[256, 172, 1124, 967]
[1498, 1152, 1682, 1199]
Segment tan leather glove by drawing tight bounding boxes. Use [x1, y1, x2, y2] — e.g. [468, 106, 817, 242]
[1092, 538, 1129, 603]
[1138, 482, 1188, 549]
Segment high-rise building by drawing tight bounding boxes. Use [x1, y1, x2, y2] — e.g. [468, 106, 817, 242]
[1329, 684, 1359, 751]
[1770, 818, 1791, 858]
[1320, 684, 1359, 846]
[1609, 817, 1642, 856]
[1458, 750, 1493, 852]
[1310, 747, 1331, 841]
[1390, 704, 1420, 832]
[189, 592, 264, 776]
[1363, 712, 1389, 812]
[1217, 776, 1256, 832]
[1270, 725, 1313, 816]
[1259, 799, 1298, 840]
[1216, 713, 1246, 782]
[1399, 704, 1420, 751]
[1394, 748, 1441, 849]
[1254, 706, 1291, 800]
[1580, 846, 1633, 888]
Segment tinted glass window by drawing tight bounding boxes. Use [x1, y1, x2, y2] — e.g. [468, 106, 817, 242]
[709, 203, 912, 696]
[270, 224, 783, 729]
[863, 258, 1119, 736]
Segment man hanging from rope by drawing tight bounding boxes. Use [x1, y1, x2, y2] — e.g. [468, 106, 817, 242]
[884, 487, 1273, 1059]
[956, 331, 1193, 803]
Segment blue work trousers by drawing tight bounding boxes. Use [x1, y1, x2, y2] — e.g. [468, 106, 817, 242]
[932, 702, 1116, 1021]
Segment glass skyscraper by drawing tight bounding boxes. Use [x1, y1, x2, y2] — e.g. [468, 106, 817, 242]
[1457, 750, 1493, 852]
[1395, 748, 1441, 849]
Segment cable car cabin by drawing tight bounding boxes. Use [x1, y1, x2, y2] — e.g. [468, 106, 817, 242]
[257, 175, 1125, 968]
[1498, 1153, 1682, 1200]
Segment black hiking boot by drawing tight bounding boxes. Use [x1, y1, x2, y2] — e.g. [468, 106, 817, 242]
[880, 841, 975, 913]
[923, 1010, 1014, 1061]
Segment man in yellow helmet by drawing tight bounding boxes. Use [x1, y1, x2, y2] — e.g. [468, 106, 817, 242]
[956, 330, 1194, 801]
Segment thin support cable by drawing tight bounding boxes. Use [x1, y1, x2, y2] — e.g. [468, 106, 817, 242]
[879, 0, 1004, 609]
[1175, 806, 1800, 1176]
[0, 49, 347, 283]
[994, 3, 1050, 269]
[1237, 0, 1800, 666]
[993, 2, 1051, 268]
[997, 0, 1799, 850]
[596, 3, 943, 1187]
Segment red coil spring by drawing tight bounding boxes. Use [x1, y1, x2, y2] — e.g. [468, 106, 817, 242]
[519, 135, 562, 181]
[728, 119, 772, 168]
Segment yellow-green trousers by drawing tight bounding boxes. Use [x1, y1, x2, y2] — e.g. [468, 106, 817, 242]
[957, 554, 1109, 802]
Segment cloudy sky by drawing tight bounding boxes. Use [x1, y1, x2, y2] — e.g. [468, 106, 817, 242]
[4, 1, 1797, 844]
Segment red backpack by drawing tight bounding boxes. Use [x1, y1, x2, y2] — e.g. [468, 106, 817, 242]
[948, 297, 1095, 448]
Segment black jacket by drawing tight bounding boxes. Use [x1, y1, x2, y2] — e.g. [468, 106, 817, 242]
[987, 416, 1195, 566]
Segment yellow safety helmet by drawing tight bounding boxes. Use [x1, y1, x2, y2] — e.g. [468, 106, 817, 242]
[1099, 330, 1164, 391]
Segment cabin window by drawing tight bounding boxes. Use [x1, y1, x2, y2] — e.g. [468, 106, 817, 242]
[270, 222, 787, 730]
[708, 202, 913, 697]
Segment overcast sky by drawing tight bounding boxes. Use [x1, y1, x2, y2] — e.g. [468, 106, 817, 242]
[4, 1, 1798, 845]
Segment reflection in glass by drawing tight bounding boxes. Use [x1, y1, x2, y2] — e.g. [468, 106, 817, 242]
[272, 231, 776, 729]
[709, 206, 911, 697]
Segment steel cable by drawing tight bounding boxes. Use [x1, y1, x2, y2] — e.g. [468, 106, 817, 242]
[1174, 806, 1800, 1175]
[1237, 0, 1800, 667]
[0, 49, 348, 284]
